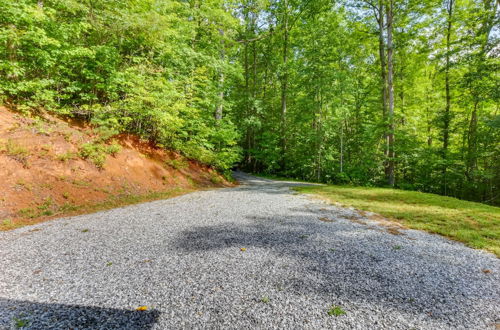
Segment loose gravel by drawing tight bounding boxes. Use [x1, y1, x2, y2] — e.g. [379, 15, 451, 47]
[0, 172, 499, 329]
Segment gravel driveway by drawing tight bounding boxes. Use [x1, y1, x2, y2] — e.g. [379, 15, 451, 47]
[0, 172, 499, 329]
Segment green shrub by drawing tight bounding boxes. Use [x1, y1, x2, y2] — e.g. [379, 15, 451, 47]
[4, 140, 29, 166]
[222, 170, 235, 182]
[5, 140, 28, 156]
[210, 174, 223, 184]
[105, 142, 121, 157]
[18, 208, 36, 218]
[79, 143, 107, 168]
[56, 151, 77, 162]
[166, 158, 189, 170]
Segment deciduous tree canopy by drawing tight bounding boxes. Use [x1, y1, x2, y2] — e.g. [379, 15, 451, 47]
[1, 0, 498, 204]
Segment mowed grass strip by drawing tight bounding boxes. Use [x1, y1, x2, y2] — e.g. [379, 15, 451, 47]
[295, 185, 500, 257]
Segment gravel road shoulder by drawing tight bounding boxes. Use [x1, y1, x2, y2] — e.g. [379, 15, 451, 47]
[0, 172, 498, 329]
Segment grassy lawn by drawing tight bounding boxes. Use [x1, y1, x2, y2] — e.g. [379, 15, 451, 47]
[294, 185, 500, 257]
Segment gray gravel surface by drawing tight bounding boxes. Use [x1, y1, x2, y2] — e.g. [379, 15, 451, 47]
[0, 172, 499, 329]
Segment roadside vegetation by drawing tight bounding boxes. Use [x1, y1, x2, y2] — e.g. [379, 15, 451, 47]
[295, 185, 500, 257]
[1, 187, 192, 231]
[0, 0, 497, 236]
[1, 0, 498, 206]
[0, 108, 230, 231]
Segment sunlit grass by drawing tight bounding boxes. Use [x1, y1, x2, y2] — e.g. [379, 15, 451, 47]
[295, 185, 500, 257]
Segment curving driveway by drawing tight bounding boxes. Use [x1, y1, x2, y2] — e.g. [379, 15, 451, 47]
[0, 172, 499, 329]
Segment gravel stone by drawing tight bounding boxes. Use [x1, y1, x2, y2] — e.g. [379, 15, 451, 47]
[0, 172, 499, 329]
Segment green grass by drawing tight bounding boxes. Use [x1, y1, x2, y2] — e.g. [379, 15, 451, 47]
[165, 158, 189, 170]
[2, 187, 194, 231]
[3, 139, 30, 166]
[260, 296, 270, 304]
[56, 151, 77, 162]
[13, 316, 29, 328]
[294, 185, 500, 257]
[327, 305, 346, 316]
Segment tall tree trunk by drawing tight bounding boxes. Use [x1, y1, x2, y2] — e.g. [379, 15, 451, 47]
[466, 100, 479, 181]
[280, 0, 289, 172]
[377, 0, 387, 120]
[251, 30, 258, 170]
[340, 121, 344, 173]
[243, 12, 251, 166]
[442, 0, 454, 195]
[215, 73, 224, 121]
[315, 82, 323, 181]
[386, 0, 395, 186]
[215, 29, 225, 122]
[376, 0, 391, 182]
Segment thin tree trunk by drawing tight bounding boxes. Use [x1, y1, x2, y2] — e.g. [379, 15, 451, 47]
[376, 0, 391, 183]
[280, 0, 289, 171]
[215, 29, 225, 122]
[340, 122, 344, 173]
[386, 0, 395, 186]
[377, 1, 388, 128]
[466, 100, 479, 181]
[442, 0, 454, 195]
[377, 0, 387, 117]
[251, 19, 258, 168]
[215, 73, 224, 121]
[315, 81, 323, 181]
[243, 15, 251, 166]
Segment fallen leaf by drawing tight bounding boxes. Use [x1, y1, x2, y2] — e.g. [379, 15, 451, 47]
[136, 306, 148, 311]
[240, 247, 246, 252]
[483, 269, 491, 274]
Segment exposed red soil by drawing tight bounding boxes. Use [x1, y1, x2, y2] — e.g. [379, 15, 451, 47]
[0, 106, 231, 229]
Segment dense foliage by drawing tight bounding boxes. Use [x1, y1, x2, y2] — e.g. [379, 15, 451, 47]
[233, 0, 499, 205]
[0, 0, 241, 169]
[1, 0, 499, 204]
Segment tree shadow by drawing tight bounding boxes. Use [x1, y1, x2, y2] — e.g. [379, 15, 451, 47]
[233, 171, 321, 188]
[0, 298, 160, 329]
[218, 177, 320, 198]
[171, 213, 498, 327]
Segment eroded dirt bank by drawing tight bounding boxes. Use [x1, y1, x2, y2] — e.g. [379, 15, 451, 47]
[0, 106, 230, 229]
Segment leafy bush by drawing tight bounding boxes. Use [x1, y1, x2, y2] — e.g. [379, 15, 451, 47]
[79, 143, 107, 169]
[210, 174, 223, 184]
[4, 139, 29, 166]
[56, 151, 77, 162]
[105, 142, 121, 157]
[0, 0, 241, 172]
[166, 158, 189, 170]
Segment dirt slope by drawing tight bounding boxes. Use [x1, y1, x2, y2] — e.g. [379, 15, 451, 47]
[0, 106, 230, 229]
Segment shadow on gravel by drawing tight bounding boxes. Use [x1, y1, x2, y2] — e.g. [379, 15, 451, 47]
[219, 182, 318, 197]
[0, 298, 160, 329]
[172, 215, 495, 327]
[232, 171, 321, 191]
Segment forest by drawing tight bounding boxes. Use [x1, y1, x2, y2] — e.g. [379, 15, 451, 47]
[0, 0, 499, 205]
